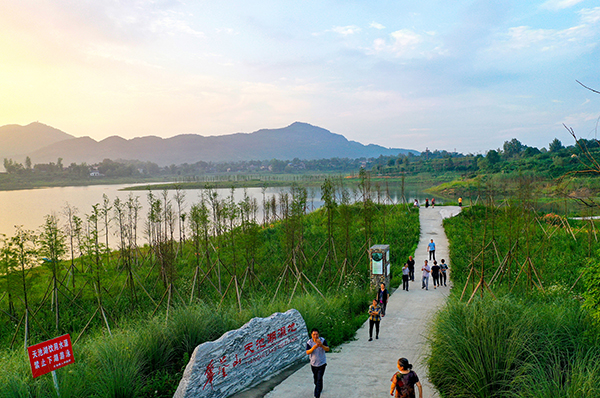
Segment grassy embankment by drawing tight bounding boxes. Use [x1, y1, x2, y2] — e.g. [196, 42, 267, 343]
[427, 203, 600, 397]
[427, 172, 600, 216]
[0, 196, 419, 397]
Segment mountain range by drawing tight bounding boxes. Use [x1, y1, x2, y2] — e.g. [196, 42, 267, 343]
[0, 122, 418, 166]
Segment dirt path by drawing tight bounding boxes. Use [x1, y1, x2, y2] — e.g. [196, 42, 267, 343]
[235, 206, 461, 398]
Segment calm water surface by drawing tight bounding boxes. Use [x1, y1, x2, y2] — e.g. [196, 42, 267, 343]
[0, 183, 435, 243]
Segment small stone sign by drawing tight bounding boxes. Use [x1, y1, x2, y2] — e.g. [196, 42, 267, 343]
[174, 308, 308, 398]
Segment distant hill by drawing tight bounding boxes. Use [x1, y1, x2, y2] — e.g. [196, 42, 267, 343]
[2, 122, 418, 166]
[0, 122, 74, 160]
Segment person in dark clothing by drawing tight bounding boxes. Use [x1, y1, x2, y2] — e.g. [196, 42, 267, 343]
[440, 259, 448, 287]
[368, 299, 381, 341]
[402, 263, 410, 291]
[407, 256, 415, 281]
[377, 283, 389, 317]
[431, 260, 441, 289]
[306, 328, 329, 398]
[390, 357, 423, 398]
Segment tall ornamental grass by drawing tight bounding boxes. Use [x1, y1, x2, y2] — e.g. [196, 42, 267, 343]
[428, 292, 600, 398]
[428, 204, 600, 398]
[0, 286, 372, 398]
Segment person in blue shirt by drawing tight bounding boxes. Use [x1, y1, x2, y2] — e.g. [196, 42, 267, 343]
[306, 328, 330, 398]
[427, 239, 436, 261]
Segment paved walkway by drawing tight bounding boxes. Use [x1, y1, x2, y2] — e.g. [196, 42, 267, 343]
[236, 206, 461, 398]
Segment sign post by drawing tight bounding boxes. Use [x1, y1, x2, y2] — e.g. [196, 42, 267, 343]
[27, 334, 75, 396]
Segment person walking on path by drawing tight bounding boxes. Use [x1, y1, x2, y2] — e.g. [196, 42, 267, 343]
[378, 283, 389, 317]
[402, 263, 410, 291]
[427, 239, 436, 261]
[431, 260, 440, 289]
[407, 256, 415, 281]
[458, 197, 462, 207]
[368, 299, 381, 341]
[421, 260, 431, 290]
[440, 259, 448, 287]
[390, 357, 423, 398]
[431, 197, 435, 208]
[306, 328, 330, 398]
[425, 198, 429, 208]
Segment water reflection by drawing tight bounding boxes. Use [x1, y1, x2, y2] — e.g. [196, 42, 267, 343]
[0, 183, 437, 246]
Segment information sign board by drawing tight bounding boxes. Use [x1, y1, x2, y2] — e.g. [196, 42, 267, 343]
[27, 334, 75, 378]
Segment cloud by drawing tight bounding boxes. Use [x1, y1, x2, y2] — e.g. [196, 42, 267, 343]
[331, 25, 362, 36]
[368, 28, 444, 59]
[370, 22, 385, 30]
[541, 0, 585, 11]
[149, 11, 205, 38]
[488, 7, 599, 57]
[579, 7, 600, 24]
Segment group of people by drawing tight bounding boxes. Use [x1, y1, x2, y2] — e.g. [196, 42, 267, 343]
[399, 240, 449, 292]
[307, 328, 423, 398]
[305, 241, 447, 398]
[412, 198, 436, 208]
[414, 197, 464, 208]
[420, 258, 448, 290]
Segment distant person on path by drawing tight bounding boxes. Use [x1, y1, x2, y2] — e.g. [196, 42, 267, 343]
[306, 328, 330, 398]
[407, 256, 415, 281]
[413, 199, 419, 207]
[425, 198, 429, 208]
[458, 197, 462, 207]
[378, 283, 389, 316]
[368, 299, 381, 341]
[390, 357, 423, 398]
[421, 260, 431, 290]
[427, 239, 436, 261]
[402, 263, 410, 291]
[431, 197, 435, 207]
[440, 259, 448, 287]
[431, 260, 440, 289]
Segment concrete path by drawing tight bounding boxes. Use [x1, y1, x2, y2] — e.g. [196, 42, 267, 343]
[236, 206, 461, 398]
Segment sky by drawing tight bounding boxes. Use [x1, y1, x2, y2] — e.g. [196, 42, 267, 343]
[0, 0, 599, 155]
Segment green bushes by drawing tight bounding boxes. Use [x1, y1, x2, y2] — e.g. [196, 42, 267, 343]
[428, 297, 600, 398]
[0, 286, 374, 398]
[0, 193, 420, 396]
[428, 204, 600, 398]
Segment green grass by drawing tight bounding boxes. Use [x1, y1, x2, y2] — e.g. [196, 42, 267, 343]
[427, 204, 600, 398]
[0, 199, 420, 397]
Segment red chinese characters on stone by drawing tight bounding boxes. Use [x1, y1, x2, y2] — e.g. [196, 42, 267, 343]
[218, 355, 229, 377]
[243, 342, 254, 356]
[202, 321, 300, 383]
[287, 322, 297, 333]
[203, 359, 216, 390]
[277, 326, 287, 339]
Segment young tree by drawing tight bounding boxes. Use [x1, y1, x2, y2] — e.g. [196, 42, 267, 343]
[321, 178, 337, 279]
[39, 213, 67, 331]
[62, 203, 79, 288]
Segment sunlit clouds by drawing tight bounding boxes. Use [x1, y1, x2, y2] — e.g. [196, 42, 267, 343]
[0, 1, 598, 153]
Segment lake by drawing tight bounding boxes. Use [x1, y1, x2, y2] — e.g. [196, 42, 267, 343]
[0, 182, 435, 245]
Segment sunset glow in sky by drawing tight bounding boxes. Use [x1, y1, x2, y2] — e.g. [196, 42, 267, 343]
[0, 0, 599, 154]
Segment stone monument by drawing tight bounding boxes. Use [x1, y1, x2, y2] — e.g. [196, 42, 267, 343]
[174, 308, 308, 398]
